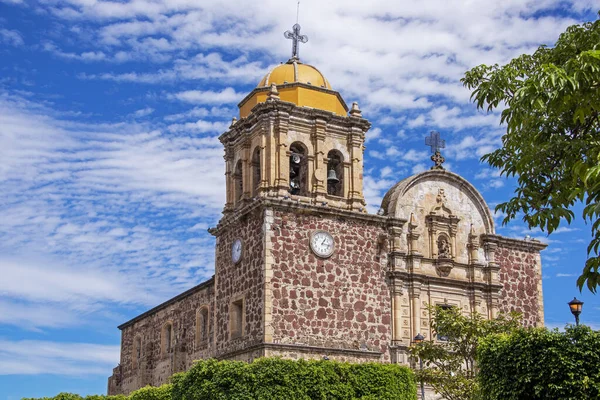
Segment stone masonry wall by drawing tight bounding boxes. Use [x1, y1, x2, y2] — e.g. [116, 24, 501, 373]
[496, 244, 543, 327]
[109, 280, 215, 395]
[213, 208, 265, 358]
[269, 209, 391, 360]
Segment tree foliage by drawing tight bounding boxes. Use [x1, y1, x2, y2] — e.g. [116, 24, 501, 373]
[462, 13, 600, 291]
[478, 325, 600, 399]
[409, 306, 521, 400]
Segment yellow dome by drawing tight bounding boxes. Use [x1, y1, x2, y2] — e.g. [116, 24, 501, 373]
[258, 60, 332, 89]
[238, 58, 347, 118]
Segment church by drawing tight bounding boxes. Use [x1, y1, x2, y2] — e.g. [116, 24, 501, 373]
[107, 24, 546, 396]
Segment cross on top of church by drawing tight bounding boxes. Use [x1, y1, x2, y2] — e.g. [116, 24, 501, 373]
[425, 130, 445, 153]
[284, 23, 308, 60]
[425, 131, 446, 170]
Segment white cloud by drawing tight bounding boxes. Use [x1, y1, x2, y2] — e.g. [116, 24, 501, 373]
[412, 163, 427, 174]
[130, 107, 154, 118]
[0, 28, 24, 46]
[553, 226, 579, 234]
[0, 91, 224, 331]
[164, 106, 233, 122]
[366, 127, 382, 143]
[169, 88, 243, 105]
[0, 340, 119, 375]
[380, 166, 393, 178]
[556, 273, 576, 277]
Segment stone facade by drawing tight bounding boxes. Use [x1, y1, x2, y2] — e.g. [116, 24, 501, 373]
[268, 207, 391, 359]
[108, 59, 546, 397]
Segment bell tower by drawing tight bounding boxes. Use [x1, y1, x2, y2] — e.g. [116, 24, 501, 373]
[219, 24, 371, 213]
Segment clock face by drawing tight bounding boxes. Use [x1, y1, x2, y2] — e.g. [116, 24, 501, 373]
[310, 231, 335, 258]
[231, 238, 242, 263]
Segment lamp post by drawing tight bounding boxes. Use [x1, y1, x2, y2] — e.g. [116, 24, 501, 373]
[568, 297, 584, 326]
[413, 333, 425, 400]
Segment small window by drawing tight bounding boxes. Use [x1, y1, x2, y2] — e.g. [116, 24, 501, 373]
[196, 306, 210, 345]
[133, 336, 142, 367]
[162, 322, 174, 355]
[230, 299, 244, 339]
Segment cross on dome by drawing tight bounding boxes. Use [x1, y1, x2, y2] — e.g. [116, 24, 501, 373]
[284, 23, 308, 61]
[425, 131, 446, 170]
[425, 130, 445, 153]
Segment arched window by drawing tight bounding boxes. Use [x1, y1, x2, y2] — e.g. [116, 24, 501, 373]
[196, 306, 210, 345]
[162, 322, 174, 355]
[233, 160, 243, 203]
[251, 147, 261, 197]
[289, 142, 308, 196]
[326, 150, 344, 197]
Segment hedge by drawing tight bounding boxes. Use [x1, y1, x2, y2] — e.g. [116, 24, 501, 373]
[478, 325, 600, 400]
[25, 358, 416, 400]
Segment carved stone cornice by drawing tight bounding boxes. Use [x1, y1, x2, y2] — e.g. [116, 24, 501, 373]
[482, 234, 547, 252]
[388, 270, 503, 293]
[209, 197, 406, 236]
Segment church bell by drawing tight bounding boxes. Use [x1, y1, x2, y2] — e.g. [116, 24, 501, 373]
[327, 169, 339, 184]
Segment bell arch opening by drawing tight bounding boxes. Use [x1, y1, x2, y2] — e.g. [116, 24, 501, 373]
[289, 142, 308, 196]
[326, 150, 344, 197]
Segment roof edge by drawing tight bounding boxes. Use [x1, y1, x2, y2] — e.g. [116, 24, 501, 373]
[117, 276, 215, 330]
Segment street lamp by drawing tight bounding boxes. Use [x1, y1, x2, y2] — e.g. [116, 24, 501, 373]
[568, 297, 584, 326]
[413, 333, 425, 400]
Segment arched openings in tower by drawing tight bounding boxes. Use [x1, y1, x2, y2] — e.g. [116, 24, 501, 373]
[233, 160, 243, 203]
[289, 142, 308, 196]
[251, 147, 261, 197]
[326, 150, 344, 197]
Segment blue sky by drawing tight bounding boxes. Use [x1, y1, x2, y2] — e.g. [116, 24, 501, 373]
[0, 0, 598, 398]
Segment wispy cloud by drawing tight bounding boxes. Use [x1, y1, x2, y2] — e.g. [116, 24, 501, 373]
[0, 92, 223, 331]
[0, 340, 119, 375]
[169, 88, 243, 105]
[0, 28, 24, 46]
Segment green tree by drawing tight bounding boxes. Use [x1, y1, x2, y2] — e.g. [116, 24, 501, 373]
[409, 306, 521, 400]
[461, 13, 600, 291]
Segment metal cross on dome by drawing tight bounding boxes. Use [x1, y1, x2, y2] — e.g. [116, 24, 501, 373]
[284, 23, 308, 60]
[425, 130, 445, 153]
[425, 131, 446, 170]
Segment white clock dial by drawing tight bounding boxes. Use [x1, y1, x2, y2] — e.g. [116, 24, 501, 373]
[231, 238, 242, 263]
[310, 231, 335, 258]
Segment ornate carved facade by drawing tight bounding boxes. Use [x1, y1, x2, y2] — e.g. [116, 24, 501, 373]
[108, 44, 546, 396]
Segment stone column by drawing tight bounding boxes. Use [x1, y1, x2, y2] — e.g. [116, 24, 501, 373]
[410, 286, 422, 339]
[348, 126, 366, 210]
[223, 145, 234, 212]
[312, 118, 327, 200]
[392, 283, 403, 343]
[274, 112, 290, 196]
[408, 213, 420, 255]
[241, 141, 251, 200]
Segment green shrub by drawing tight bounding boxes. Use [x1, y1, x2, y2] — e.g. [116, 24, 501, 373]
[478, 325, 600, 400]
[128, 385, 172, 400]
[173, 357, 416, 400]
[24, 357, 416, 400]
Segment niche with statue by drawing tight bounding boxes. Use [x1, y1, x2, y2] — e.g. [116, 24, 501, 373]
[426, 188, 460, 276]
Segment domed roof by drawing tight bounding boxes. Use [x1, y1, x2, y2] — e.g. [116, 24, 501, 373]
[258, 59, 332, 89]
